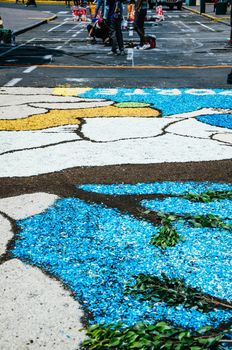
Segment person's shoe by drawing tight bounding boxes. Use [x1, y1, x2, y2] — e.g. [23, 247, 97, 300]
[107, 50, 119, 56]
[141, 43, 151, 50]
[119, 49, 126, 56]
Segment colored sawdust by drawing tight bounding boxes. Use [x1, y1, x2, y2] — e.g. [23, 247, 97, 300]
[53, 87, 91, 97]
[0, 106, 159, 131]
[115, 102, 150, 108]
[0, 110, 81, 131]
[212, 133, 232, 145]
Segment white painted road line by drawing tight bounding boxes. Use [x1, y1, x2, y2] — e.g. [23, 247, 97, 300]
[195, 21, 215, 32]
[127, 48, 134, 66]
[0, 38, 35, 57]
[67, 24, 80, 33]
[48, 22, 66, 32]
[129, 30, 133, 37]
[4, 78, 22, 87]
[178, 21, 196, 32]
[66, 78, 89, 82]
[127, 48, 133, 61]
[23, 66, 37, 73]
[55, 45, 63, 50]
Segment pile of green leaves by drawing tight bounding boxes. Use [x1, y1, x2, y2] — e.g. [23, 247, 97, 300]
[150, 211, 231, 250]
[183, 190, 232, 203]
[150, 225, 182, 249]
[185, 214, 232, 231]
[125, 273, 215, 313]
[150, 213, 184, 249]
[81, 322, 223, 350]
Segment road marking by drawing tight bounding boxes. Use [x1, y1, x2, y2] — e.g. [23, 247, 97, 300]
[173, 21, 196, 32]
[167, 14, 179, 18]
[23, 65, 37, 73]
[66, 78, 90, 82]
[48, 22, 66, 32]
[0, 38, 35, 58]
[129, 30, 133, 37]
[67, 24, 80, 33]
[5, 59, 17, 62]
[58, 11, 69, 14]
[4, 78, 22, 87]
[127, 48, 133, 61]
[55, 45, 63, 49]
[37, 64, 232, 69]
[55, 29, 83, 48]
[178, 21, 196, 32]
[63, 29, 83, 46]
[195, 21, 215, 32]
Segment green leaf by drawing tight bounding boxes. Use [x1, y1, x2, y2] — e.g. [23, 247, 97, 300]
[108, 338, 121, 347]
[143, 210, 151, 214]
[178, 331, 189, 340]
[198, 326, 212, 334]
[129, 341, 147, 348]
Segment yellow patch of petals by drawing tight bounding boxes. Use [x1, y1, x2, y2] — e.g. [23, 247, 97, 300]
[0, 110, 81, 131]
[53, 87, 91, 97]
[0, 106, 160, 131]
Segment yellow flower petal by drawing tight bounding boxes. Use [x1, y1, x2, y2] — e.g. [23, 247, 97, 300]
[0, 106, 160, 131]
[53, 87, 91, 97]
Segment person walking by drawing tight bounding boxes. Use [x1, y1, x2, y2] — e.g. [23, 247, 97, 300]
[134, 0, 150, 49]
[104, 0, 125, 55]
[94, 0, 104, 17]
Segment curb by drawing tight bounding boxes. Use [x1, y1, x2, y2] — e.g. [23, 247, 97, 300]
[183, 5, 230, 26]
[0, 0, 62, 3]
[13, 14, 57, 35]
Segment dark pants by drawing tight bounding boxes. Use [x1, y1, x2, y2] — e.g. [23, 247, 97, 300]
[108, 17, 124, 52]
[134, 9, 147, 46]
[26, 0, 37, 6]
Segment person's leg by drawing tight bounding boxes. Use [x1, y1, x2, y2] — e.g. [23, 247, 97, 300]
[108, 19, 118, 53]
[134, 9, 146, 46]
[94, 0, 101, 17]
[115, 18, 124, 51]
[134, 15, 144, 46]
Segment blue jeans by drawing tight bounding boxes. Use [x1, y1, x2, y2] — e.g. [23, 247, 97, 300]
[94, 0, 104, 17]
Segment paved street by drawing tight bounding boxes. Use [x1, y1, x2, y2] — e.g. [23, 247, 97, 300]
[0, 2, 232, 86]
[0, 2, 232, 350]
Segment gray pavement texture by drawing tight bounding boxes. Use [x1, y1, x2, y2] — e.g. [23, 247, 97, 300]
[0, 6, 56, 34]
[0, 1, 230, 37]
[183, 3, 231, 26]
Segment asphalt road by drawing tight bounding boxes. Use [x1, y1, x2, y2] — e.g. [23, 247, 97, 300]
[0, 3, 231, 87]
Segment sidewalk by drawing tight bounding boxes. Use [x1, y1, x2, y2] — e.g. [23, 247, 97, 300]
[183, 2, 231, 26]
[0, 6, 56, 35]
